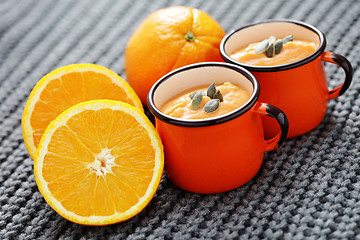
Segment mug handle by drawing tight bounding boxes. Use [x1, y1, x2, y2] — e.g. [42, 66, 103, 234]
[254, 102, 289, 151]
[321, 52, 353, 100]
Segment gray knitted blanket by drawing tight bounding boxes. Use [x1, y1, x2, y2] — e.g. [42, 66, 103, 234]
[1, 0, 359, 239]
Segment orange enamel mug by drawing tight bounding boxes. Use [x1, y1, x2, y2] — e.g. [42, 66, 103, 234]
[148, 62, 289, 194]
[220, 19, 353, 138]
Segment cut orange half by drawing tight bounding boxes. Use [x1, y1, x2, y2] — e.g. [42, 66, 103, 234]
[22, 64, 143, 160]
[34, 100, 164, 225]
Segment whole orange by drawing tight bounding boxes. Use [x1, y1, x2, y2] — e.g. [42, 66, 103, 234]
[125, 6, 226, 104]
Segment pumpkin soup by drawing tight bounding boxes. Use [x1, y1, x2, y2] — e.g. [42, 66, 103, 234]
[159, 82, 250, 119]
[230, 36, 317, 66]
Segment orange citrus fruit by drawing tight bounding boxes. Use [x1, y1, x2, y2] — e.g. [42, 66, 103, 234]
[125, 6, 226, 104]
[34, 100, 164, 225]
[22, 64, 143, 160]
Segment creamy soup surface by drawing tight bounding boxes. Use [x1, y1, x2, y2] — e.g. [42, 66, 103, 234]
[159, 82, 251, 119]
[230, 39, 317, 66]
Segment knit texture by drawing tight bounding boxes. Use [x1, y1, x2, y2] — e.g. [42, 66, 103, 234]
[0, 0, 359, 239]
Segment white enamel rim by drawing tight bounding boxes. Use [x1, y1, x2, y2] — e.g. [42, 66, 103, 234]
[220, 19, 326, 72]
[147, 62, 260, 127]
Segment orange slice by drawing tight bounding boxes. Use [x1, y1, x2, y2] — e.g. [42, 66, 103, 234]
[22, 64, 143, 160]
[34, 100, 164, 225]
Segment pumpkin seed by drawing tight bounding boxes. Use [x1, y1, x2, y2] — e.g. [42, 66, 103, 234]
[213, 90, 223, 102]
[255, 39, 269, 53]
[274, 40, 283, 55]
[204, 99, 220, 113]
[267, 35, 276, 44]
[207, 83, 216, 99]
[190, 91, 205, 100]
[265, 43, 275, 58]
[282, 35, 293, 45]
[191, 92, 203, 110]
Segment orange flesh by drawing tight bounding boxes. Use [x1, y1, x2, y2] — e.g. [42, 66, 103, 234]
[230, 40, 317, 66]
[42, 108, 155, 217]
[30, 72, 134, 149]
[159, 82, 250, 119]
